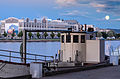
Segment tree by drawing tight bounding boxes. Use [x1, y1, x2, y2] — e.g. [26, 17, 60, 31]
[57, 32, 61, 38]
[50, 32, 55, 39]
[43, 32, 48, 39]
[101, 32, 108, 39]
[3, 31, 7, 37]
[11, 30, 15, 39]
[97, 32, 102, 37]
[37, 32, 40, 39]
[116, 34, 120, 39]
[107, 31, 115, 37]
[11, 33, 15, 39]
[28, 32, 32, 39]
[18, 31, 23, 39]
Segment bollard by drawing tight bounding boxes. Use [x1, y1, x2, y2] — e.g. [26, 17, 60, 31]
[30, 62, 43, 78]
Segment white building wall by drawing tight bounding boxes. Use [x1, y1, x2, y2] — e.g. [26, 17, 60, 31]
[61, 32, 96, 63]
[86, 40, 105, 63]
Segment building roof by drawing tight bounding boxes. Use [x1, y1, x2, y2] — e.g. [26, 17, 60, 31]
[64, 20, 78, 24]
[61, 31, 97, 34]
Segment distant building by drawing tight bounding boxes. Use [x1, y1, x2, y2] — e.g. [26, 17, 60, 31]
[0, 17, 48, 35]
[98, 29, 111, 33]
[0, 17, 96, 37]
[47, 20, 68, 30]
[63, 20, 80, 31]
[23, 17, 48, 30]
[0, 17, 24, 35]
[47, 20, 81, 31]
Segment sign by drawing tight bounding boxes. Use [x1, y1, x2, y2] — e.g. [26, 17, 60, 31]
[5, 23, 19, 35]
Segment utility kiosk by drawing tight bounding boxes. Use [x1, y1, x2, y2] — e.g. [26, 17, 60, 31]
[59, 29, 105, 66]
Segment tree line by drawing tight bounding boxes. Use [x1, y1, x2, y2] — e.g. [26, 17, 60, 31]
[3, 31, 61, 39]
[97, 30, 120, 39]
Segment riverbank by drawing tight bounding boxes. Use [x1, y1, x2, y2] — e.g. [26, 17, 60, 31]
[0, 39, 60, 42]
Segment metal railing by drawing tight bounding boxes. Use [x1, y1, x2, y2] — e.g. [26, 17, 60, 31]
[0, 49, 54, 64]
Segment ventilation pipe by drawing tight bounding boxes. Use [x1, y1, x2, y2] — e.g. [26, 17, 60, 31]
[84, 24, 87, 31]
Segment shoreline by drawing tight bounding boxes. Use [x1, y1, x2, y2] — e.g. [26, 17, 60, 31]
[0, 39, 60, 42]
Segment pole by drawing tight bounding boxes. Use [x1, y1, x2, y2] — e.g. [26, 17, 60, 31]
[23, 30, 27, 64]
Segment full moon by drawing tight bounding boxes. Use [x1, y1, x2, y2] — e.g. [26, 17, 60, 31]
[105, 15, 110, 20]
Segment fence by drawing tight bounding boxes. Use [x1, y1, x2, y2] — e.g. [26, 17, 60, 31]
[0, 49, 54, 63]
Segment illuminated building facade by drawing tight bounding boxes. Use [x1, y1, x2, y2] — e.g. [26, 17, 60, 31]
[0, 17, 96, 37]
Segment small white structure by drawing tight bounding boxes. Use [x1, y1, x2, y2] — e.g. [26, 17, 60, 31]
[86, 40, 105, 63]
[60, 31, 105, 64]
[30, 62, 43, 78]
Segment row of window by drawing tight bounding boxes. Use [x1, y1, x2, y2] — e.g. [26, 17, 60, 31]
[61, 35, 85, 43]
[25, 25, 46, 28]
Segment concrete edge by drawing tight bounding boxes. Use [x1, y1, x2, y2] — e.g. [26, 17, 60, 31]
[1, 75, 31, 79]
[0, 60, 30, 66]
[45, 64, 113, 76]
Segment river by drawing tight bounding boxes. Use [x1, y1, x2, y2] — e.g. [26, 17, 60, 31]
[0, 41, 119, 62]
[0, 42, 60, 62]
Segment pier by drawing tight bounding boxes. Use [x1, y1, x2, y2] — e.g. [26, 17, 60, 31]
[41, 65, 120, 79]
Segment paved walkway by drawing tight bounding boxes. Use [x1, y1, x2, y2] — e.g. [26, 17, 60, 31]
[41, 66, 120, 79]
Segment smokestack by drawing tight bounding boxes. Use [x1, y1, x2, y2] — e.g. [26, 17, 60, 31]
[81, 25, 83, 31]
[84, 24, 87, 31]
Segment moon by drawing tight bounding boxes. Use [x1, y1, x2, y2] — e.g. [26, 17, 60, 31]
[105, 15, 110, 20]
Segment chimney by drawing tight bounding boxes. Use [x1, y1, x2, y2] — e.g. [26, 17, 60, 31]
[81, 25, 83, 31]
[84, 24, 87, 31]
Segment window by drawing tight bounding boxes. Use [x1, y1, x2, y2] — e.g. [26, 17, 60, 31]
[73, 35, 79, 43]
[81, 35, 85, 43]
[66, 35, 71, 43]
[88, 28, 94, 32]
[61, 35, 64, 43]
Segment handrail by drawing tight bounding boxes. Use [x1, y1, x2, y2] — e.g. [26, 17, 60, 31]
[0, 49, 54, 63]
[0, 49, 53, 58]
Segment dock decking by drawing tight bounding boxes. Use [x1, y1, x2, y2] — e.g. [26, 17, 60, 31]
[41, 65, 120, 79]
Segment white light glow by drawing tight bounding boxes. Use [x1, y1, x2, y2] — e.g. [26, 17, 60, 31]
[105, 15, 110, 20]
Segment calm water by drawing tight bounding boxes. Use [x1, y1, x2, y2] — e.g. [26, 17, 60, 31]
[105, 40, 120, 56]
[0, 42, 60, 56]
[0, 42, 60, 62]
[0, 41, 119, 62]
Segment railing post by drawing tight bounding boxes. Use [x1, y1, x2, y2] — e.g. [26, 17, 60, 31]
[35, 55, 37, 62]
[45, 56, 46, 62]
[23, 30, 27, 64]
[9, 51, 11, 62]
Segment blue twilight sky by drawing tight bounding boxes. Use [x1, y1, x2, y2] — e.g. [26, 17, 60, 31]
[0, 0, 120, 29]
